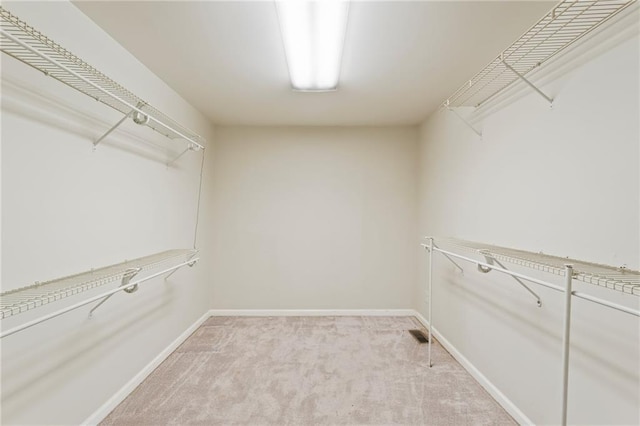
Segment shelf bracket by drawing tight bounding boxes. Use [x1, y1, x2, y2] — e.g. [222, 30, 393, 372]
[421, 242, 464, 274]
[166, 146, 192, 168]
[501, 59, 553, 106]
[477, 250, 542, 307]
[89, 267, 141, 316]
[446, 101, 482, 138]
[433, 242, 465, 274]
[94, 110, 134, 148]
[164, 252, 198, 279]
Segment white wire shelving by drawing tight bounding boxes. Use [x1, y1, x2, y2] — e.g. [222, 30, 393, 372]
[443, 0, 636, 136]
[421, 236, 639, 426]
[0, 249, 198, 321]
[0, 6, 205, 152]
[445, 0, 635, 108]
[435, 237, 640, 297]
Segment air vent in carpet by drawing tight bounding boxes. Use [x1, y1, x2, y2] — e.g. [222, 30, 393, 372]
[408, 329, 429, 343]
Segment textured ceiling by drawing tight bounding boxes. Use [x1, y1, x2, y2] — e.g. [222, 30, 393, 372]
[75, 1, 554, 126]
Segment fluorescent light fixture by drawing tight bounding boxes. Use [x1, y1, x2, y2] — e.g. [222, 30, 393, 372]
[276, 0, 349, 91]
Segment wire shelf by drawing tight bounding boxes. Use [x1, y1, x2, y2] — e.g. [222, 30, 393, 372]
[444, 0, 636, 108]
[434, 238, 640, 296]
[0, 249, 198, 320]
[0, 6, 205, 150]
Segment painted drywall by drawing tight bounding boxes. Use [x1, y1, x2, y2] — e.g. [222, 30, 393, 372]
[205, 126, 419, 310]
[417, 28, 640, 425]
[0, 2, 215, 424]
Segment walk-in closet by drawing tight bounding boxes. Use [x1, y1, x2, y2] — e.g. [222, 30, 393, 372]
[1, 1, 638, 424]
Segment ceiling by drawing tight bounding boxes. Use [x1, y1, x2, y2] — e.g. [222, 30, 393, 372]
[75, 1, 554, 126]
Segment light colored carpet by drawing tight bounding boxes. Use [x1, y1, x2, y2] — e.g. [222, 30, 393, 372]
[101, 316, 515, 425]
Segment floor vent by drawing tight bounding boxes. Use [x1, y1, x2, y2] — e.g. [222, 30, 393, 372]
[408, 329, 429, 343]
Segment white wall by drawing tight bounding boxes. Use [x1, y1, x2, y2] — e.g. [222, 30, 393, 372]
[417, 27, 639, 425]
[206, 126, 418, 310]
[1, 2, 215, 424]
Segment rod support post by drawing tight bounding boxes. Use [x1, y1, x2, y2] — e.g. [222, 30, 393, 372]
[427, 237, 434, 368]
[560, 264, 574, 426]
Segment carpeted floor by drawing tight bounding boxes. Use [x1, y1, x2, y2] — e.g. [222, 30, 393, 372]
[101, 316, 515, 425]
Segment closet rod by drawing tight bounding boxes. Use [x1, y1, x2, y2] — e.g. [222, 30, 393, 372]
[432, 246, 639, 317]
[0, 258, 199, 339]
[572, 291, 639, 317]
[433, 246, 563, 292]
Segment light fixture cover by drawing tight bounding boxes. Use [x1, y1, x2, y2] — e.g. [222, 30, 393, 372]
[276, 0, 349, 91]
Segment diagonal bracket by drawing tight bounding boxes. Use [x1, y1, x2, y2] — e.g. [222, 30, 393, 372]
[94, 110, 133, 148]
[166, 143, 201, 168]
[446, 100, 482, 138]
[89, 267, 141, 316]
[94, 102, 150, 149]
[167, 147, 190, 168]
[421, 241, 464, 274]
[501, 58, 553, 106]
[477, 250, 542, 307]
[164, 252, 198, 279]
[433, 242, 464, 274]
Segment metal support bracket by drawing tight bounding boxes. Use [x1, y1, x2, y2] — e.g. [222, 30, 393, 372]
[164, 252, 198, 280]
[421, 241, 464, 274]
[131, 102, 150, 125]
[167, 148, 189, 168]
[433, 243, 464, 274]
[501, 58, 553, 106]
[476, 250, 542, 307]
[476, 250, 494, 273]
[166, 143, 200, 168]
[94, 110, 133, 148]
[446, 100, 482, 138]
[94, 102, 150, 149]
[89, 267, 141, 316]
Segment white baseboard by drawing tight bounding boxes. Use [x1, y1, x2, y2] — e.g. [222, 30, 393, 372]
[412, 312, 532, 426]
[208, 308, 417, 317]
[84, 308, 530, 426]
[82, 310, 213, 426]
